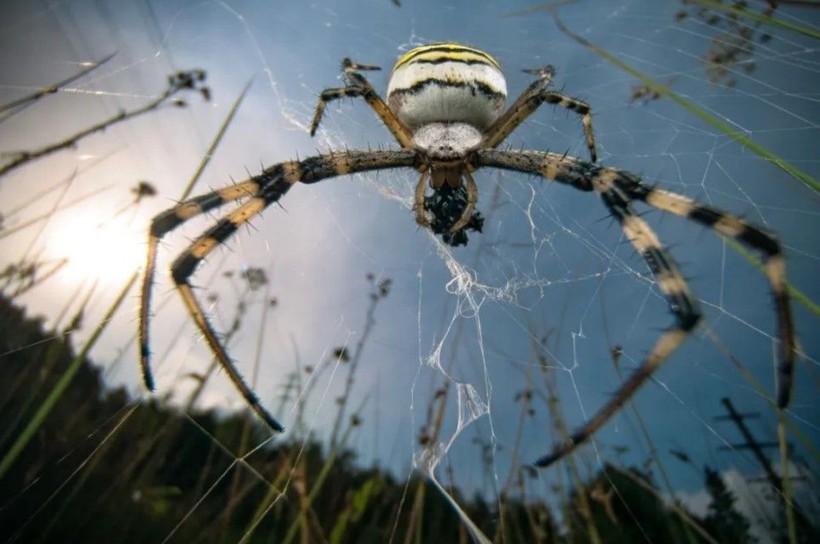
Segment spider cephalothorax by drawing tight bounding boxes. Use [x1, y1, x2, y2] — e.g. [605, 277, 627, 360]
[139, 43, 795, 468]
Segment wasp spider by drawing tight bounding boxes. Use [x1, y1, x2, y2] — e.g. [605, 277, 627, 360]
[139, 43, 795, 467]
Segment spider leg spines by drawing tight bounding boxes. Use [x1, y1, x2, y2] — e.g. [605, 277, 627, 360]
[176, 282, 286, 433]
[605, 191, 703, 331]
[139, 179, 265, 392]
[342, 57, 381, 73]
[311, 60, 412, 147]
[167, 198, 287, 433]
[148, 180, 261, 238]
[534, 328, 692, 467]
[535, 256, 701, 467]
[476, 148, 794, 466]
[217, 181, 260, 201]
[279, 161, 304, 183]
[309, 87, 367, 136]
[164, 192, 294, 287]
[309, 77, 413, 148]
[543, 93, 596, 163]
[482, 73, 598, 162]
[139, 234, 160, 392]
[171, 226, 235, 286]
[141, 150, 417, 432]
[641, 188, 795, 407]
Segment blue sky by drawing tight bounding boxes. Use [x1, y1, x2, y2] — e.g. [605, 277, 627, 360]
[1, 0, 818, 511]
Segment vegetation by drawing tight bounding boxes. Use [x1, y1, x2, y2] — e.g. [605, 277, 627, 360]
[1, 293, 814, 543]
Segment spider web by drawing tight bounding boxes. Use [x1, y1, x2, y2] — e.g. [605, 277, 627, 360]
[0, 0, 818, 542]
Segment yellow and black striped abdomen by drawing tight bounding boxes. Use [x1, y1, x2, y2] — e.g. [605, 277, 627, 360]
[387, 43, 507, 131]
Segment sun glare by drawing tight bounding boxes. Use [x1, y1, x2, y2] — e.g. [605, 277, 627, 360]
[48, 210, 144, 288]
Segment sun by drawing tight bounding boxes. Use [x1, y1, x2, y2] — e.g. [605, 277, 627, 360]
[47, 209, 144, 289]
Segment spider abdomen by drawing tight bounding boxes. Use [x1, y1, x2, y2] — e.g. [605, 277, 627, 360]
[387, 43, 507, 131]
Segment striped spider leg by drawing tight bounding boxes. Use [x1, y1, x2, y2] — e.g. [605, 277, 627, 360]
[138, 150, 417, 432]
[309, 57, 414, 149]
[472, 149, 794, 467]
[482, 64, 598, 162]
[308, 56, 452, 228]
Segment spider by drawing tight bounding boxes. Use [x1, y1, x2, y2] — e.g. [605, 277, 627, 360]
[139, 43, 795, 468]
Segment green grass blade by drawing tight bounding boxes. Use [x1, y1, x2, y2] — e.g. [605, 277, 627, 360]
[548, 10, 819, 194]
[179, 77, 253, 201]
[687, 0, 820, 41]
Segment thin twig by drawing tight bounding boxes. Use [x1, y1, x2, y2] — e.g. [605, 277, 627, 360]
[0, 52, 116, 124]
[0, 70, 210, 182]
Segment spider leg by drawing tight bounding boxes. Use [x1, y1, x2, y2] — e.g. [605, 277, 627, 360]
[141, 150, 417, 432]
[140, 180, 261, 390]
[473, 149, 794, 466]
[535, 180, 701, 467]
[309, 58, 414, 149]
[414, 170, 431, 227]
[488, 65, 555, 136]
[341, 58, 381, 73]
[450, 170, 478, 233]
[413, 169, 477, 233]
[533, 182, 700, 467]
[482, 67, 597, 162]
[616, 182, 795, 408]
